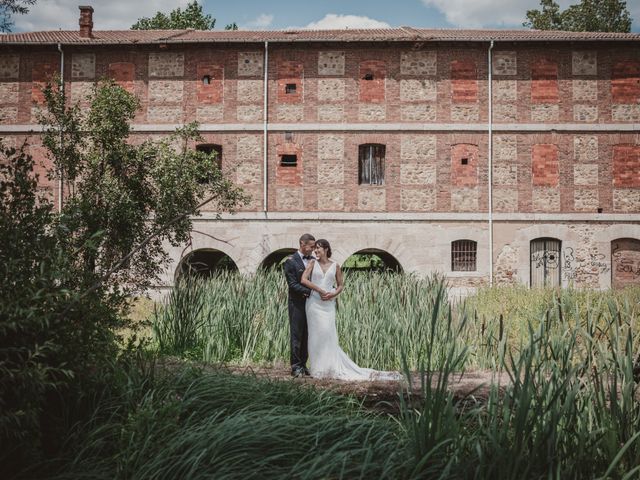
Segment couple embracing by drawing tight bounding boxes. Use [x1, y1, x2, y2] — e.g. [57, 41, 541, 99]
[283, 233, 401, 382]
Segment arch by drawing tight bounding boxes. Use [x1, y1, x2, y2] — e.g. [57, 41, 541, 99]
[611, 238, 640, 289]
[530, 237, 561, 288]
[342, 248, 403, 273]
[260, 248, 297, 270]
[175, 248, 238, 280]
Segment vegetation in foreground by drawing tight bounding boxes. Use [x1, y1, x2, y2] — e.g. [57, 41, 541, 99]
[5, 277, 638, 479]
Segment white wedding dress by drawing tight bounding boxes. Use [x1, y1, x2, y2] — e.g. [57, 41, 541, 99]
[305, 261, 403, 381]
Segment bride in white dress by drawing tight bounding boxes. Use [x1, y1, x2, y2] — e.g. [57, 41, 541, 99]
[301, 239, 402, 381]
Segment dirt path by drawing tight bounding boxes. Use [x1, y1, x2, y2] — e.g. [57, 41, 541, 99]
[220, 363, 512, 414]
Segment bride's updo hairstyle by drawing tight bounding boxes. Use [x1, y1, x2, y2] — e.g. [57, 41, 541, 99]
[315, 239, 332, 258]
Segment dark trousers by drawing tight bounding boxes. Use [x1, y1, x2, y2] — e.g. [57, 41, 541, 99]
[288, 299, 308, 370]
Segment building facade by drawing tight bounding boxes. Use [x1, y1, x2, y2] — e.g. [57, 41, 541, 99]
[1, 7, 639, 294]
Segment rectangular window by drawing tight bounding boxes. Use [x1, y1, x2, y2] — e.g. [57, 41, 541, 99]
[281, 154, 298, 167]
[451, 240, 477, 271]
[358, 144, 385, 185]
[285, 83, 297, 94]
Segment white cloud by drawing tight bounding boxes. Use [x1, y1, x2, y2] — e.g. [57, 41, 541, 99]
[14, 0, 192, 31]
[303, 14, 391, 30]
[420, 0, 576, 28]
[242, 13, 274, 29]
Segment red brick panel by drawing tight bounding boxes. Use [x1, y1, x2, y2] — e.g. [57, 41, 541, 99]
[359, 60, 386, 103]
[451, 60, 477, 103]
[531, 58, 559, 104]
[451, 143, 479, 186]
[275, 143, 302, 186]
[531, 144, 559, 186]
[611, 62, 640, 104]
[277, 61, 303, 104]
[197, 63, 224, 104]
[613, 144, 640, 187]
[108, 62, 135, 93]
[32, 62, 58, 104]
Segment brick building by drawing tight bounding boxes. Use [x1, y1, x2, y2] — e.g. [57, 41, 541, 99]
[1, 6, 639, 294]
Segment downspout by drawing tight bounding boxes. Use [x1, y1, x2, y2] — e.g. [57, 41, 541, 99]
[57, 42, 64, 213]
[488, 40, 494, 286]
[263, 41, 269, 214]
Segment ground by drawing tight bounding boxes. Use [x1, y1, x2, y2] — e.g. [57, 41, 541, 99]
[162, 358, 511, 415]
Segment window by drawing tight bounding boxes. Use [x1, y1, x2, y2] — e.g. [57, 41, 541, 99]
[202, 75, 211, 85]
[530, 238, 561, 287]
[285, 83, 297, 94]
[451, 240, 477, 271]
[363, 73, 374, 81]
[461, 157, 468, 165]
[281, 154, 297, 167]
[358, 144, 385, 185]
[196, 144, 223, 170]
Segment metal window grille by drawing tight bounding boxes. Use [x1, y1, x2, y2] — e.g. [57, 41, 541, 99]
[451, 240, 477, 271]
[530, 238, 561, 287]
[358, 144, 385, 185]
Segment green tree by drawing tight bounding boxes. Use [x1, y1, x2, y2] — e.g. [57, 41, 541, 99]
[40, 79, 246, 292]
[1, 78, 246, 475]
[131, 0, 237, 31]
[0, 0, 36, 32]
[524, 0, 633, 32]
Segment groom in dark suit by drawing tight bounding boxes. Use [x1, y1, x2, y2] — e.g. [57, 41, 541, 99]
[283, 233, 316, 377]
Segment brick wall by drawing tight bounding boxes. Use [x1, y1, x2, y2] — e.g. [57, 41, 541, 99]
[1, 43, 639, 216]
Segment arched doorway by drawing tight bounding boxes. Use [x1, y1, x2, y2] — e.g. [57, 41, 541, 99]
[342, 248, 403, 273]
[530, 238, 561, 287]
[260, 248, 297, 270]
[611, 238, 640, 289]
[176, 249, 238, 279]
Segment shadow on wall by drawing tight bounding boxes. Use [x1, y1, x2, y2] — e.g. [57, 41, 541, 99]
[176, 249, 238, 280]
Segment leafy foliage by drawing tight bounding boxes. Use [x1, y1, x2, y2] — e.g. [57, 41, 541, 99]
[1, 78, 245, 477]
[131, 1, 237, 31]
[0, 0, 36, 32]
[40, 78, 247, 294]
[524, 0, 633, 32]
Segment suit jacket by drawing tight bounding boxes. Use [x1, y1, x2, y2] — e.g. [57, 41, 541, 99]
[283, 253, 312, 304]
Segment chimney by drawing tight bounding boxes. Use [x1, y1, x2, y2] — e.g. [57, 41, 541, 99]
[79, 6, 94, 38]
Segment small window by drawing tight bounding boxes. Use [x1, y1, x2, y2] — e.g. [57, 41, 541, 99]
[285, 83, 297, 94]
[451, 240, 477, 272]
[281, 154, 297, 167]
[363, 73, 374, 81]
[358, 144, 385, 185]
[461, 157, 469, 165]
[202, 75, 211, 85]
[196, 143, 222, 170]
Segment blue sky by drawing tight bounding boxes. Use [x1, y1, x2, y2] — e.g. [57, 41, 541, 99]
[14, 0, 640, 32]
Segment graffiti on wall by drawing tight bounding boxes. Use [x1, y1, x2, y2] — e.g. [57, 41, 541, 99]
[562, 247, 610, 281]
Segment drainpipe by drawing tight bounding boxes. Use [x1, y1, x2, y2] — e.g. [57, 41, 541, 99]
[57, 42, 64, 213]
[263, 41, 269, 214]
[488, 40, 494, 286]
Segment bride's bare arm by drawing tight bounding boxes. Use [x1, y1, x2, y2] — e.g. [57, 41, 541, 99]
[301, 260, 327, 295]
[332, 264, 344, 296]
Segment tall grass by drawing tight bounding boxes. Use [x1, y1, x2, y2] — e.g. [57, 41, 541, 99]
[152, 270, 458, 370]
[22, 277, 640, 479]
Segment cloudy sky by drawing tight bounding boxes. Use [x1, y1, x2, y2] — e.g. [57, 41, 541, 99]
[12, 0, 640, 32]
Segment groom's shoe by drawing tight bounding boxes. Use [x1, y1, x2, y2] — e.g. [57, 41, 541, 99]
[302, 367, 311, 376]
[291, 367, 304, 378]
